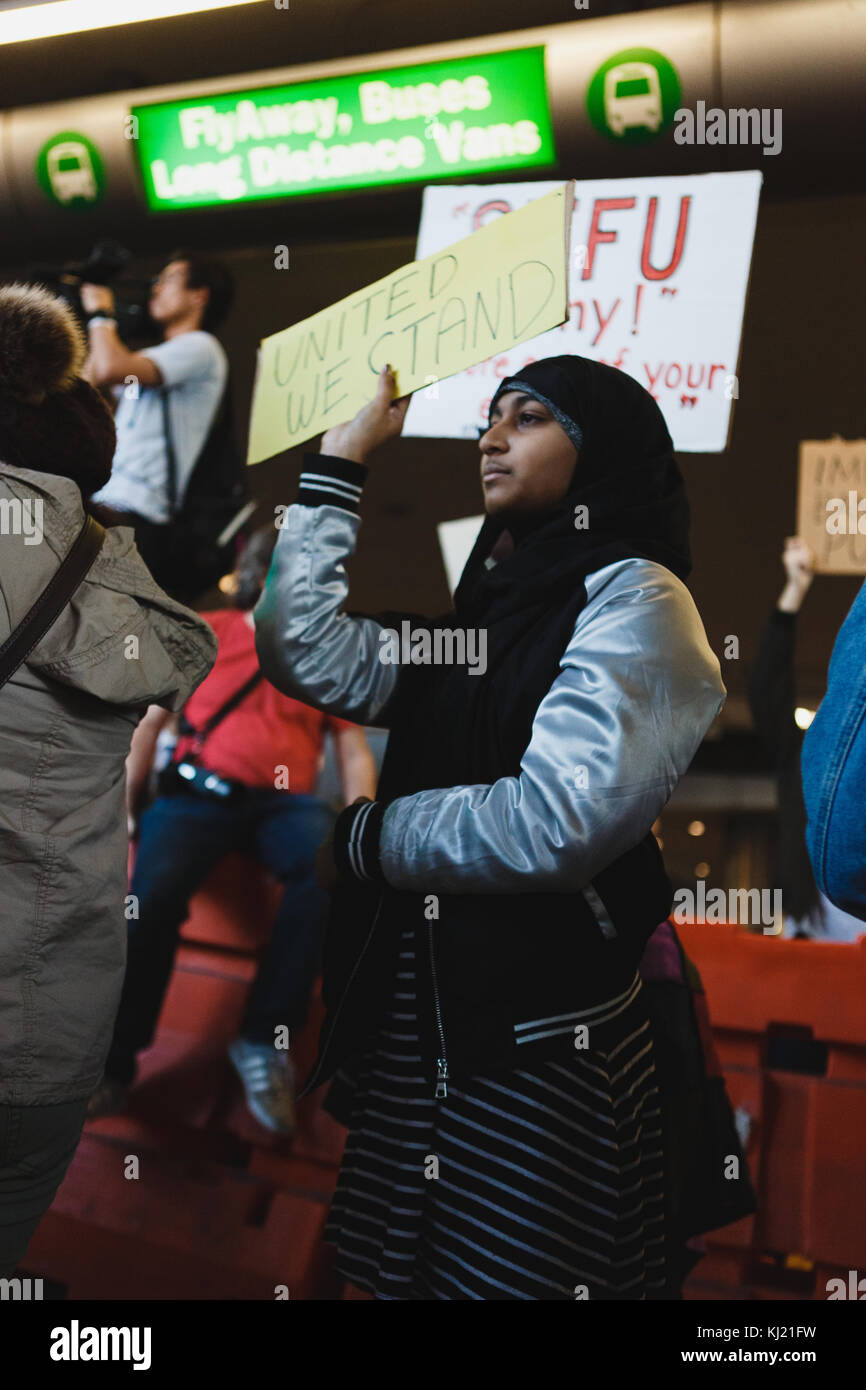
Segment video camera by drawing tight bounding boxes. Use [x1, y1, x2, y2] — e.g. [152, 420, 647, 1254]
[26, 239, 157, 345]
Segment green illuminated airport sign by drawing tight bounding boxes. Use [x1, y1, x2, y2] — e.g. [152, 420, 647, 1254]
[130, 47, 555, 211]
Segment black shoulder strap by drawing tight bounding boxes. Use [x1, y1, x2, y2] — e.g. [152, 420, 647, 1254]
[0, 513, 106, 692]
[161, 370, 233, 522]
[199, 668, 264, 738]
[180, 667, 264, 751]
[160, 388, 179, 520]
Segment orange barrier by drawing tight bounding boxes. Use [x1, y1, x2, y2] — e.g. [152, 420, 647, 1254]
[677, 922, 866, 1299]
[31, 865, 865, 1300]
[26, 855, 345, 1300]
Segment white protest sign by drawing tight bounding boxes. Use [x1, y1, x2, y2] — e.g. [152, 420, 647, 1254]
[437, 515, 484, 595]
[404, 171, 762, 453]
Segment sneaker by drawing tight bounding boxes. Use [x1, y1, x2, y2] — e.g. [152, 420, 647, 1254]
[86, 1076, 130, 1120]
[228, 1038, 296, 1137]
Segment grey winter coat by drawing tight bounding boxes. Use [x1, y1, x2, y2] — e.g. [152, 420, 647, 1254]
[0, 462, 217, 1105]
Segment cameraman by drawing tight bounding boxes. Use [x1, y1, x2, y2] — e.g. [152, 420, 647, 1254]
[82, 250, 233, 594]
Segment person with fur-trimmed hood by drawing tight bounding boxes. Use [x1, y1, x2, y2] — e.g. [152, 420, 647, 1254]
[0, 283, 217, 1275]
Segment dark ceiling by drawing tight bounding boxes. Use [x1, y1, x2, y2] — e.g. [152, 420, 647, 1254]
[0, 0, 703, 109]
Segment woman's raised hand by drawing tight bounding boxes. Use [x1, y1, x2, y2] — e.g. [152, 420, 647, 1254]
[320, 365, 411, 465]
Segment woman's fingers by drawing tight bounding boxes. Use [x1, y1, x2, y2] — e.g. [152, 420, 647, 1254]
[374, 364, 397, 411]
[377, 367, 404, 420]
[321, 369, 412, 462]
[387, 392, 412, 435]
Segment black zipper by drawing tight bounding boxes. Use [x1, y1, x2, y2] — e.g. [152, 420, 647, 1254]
[427, 919, 449, 1099]
[297, 892, 384, 1101]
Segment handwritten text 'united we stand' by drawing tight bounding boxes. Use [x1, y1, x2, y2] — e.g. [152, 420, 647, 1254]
[247, 187, 570, 461]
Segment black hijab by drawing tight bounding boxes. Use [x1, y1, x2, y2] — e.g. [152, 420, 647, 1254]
[454, 353, 690, 621]
[377, 354, 692, 799]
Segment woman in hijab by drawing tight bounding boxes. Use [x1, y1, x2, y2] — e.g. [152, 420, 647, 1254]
[255, 353, 726, 1300]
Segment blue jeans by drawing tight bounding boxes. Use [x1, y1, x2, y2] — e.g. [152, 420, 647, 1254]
[105, 790, 334, 1086]
[802, 579, 866, 921]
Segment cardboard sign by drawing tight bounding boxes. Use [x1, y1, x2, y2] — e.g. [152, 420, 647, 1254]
[796, 440, 866, 574]
[403, 171, 762, 453]
[246, 183, 573, 463]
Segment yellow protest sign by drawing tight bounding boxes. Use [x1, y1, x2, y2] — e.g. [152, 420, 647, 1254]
[247, 183, 573, 464]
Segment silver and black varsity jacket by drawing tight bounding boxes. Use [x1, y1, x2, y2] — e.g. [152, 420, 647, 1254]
[253, 453, 726, 1089]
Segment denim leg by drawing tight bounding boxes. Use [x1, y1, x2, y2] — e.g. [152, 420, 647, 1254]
[104, 794, 247, 1084]
[239, 793, 335, 1045]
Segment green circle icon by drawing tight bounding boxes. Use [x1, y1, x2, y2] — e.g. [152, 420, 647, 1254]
[587, 48, 682, 143]
[36, 131, 106, 207]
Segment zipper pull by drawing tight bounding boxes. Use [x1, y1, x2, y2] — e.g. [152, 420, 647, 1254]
[435, 1059, 449, 1099]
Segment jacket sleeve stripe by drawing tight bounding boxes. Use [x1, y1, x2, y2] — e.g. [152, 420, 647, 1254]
[297, 454, 367, 515]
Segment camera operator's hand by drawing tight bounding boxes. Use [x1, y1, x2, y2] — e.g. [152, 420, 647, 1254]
[320, 365, 410, 466]
[80, 283, 116, 316]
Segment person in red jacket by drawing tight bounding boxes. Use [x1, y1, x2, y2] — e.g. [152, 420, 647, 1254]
[87, 526, 377, 1134]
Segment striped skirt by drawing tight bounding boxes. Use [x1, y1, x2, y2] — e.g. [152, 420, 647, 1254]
[323, 927, 668, 1300]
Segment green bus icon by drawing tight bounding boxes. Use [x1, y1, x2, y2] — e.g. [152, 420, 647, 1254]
[37, 131, 105, 207]
[587, 48, 681, 144]
[604, 62, 663, 135]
